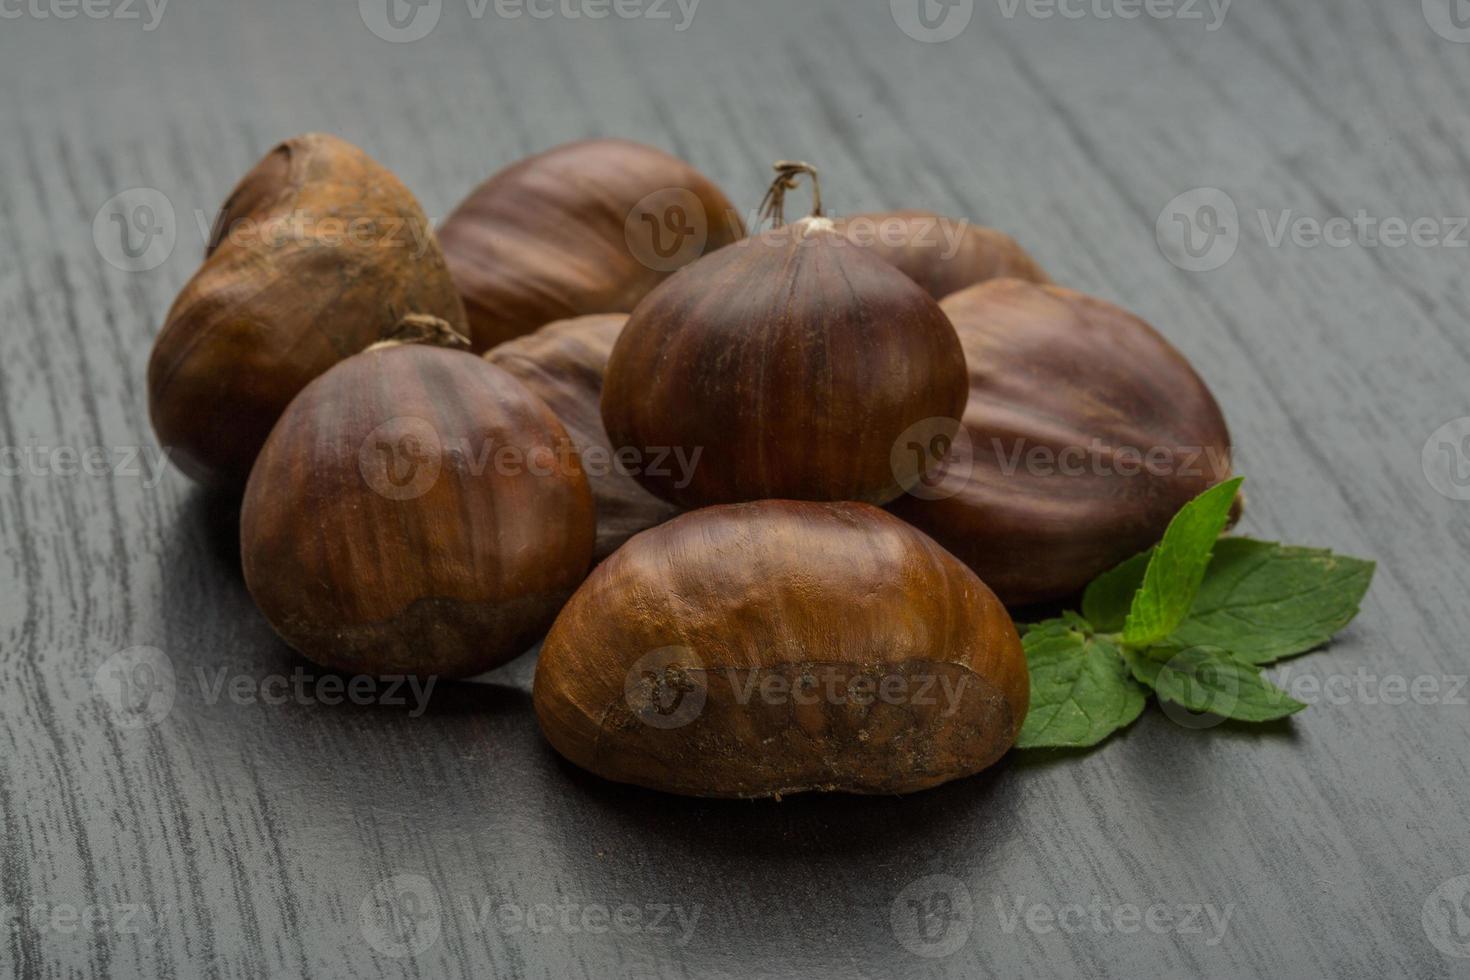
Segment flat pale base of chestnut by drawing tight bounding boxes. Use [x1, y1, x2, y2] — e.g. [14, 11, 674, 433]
[540, 659, 1020, 799]
[269, 590, 572, 679]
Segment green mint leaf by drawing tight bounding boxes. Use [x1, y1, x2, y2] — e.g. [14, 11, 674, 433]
[1122, 477, 1245, 648]
[1017, 623, 1146, 749]
[1081, 549, 1151, 633]
[1168, 539, 1375, 665]
[1121, 645, 1305, 722]
[1023, 611, 1093, 636]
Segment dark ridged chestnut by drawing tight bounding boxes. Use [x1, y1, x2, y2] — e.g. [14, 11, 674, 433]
[533, 501, 1029, 798]
[887, 279, 1235, 607]
[148, 133, 468, 487]
[484, 314, 682, 563]
[438, 139, 746, 351]
[241, 321, 595, 677]
[601, 214, 968, 508]
[831, 209, 1049, 299]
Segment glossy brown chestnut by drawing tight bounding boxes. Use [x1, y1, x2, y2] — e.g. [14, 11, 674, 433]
[601, 165, 968, 508]
[831, 209, 1049, 299]
[887, 279, 1235, 608]
[148, 133, 467, 487]
[533, 500, 1029, 798]
[484, 314, 682, 563]
[240, 317, 595, 678]
[437, 139, 746, 351]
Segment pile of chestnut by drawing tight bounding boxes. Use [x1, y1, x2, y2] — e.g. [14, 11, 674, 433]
[148, 134, 1233, 798]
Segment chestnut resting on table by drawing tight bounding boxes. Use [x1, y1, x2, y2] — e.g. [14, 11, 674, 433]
[148, 133, 467, 488]
[241, 316, 594, 679]
[533, 500, 1030, 799]
[601, 162, 968, 510]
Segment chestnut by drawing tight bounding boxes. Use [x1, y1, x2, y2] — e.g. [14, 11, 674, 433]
[484, 314, 682, 563]
[240, 316, 595, 678]
[887, 279, 1235, 607]
[437, 139, 746, 351]
[601, 163, 968, 509]
[831, 209, 1049, 299]
[148, 133, 468, 487]
[533, 500, 1028, 798]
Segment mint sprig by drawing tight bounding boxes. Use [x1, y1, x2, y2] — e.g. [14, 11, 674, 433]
[1018, 623, 1145, 749]
[1016, 477, 1375, 751]
[1122, 477, 1244, 647]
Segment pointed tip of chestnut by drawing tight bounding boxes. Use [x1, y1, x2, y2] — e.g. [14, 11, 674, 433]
[369, 314, 471, 352]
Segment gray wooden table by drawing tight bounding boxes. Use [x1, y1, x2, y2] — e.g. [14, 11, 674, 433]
[3, 0, 1469, 976]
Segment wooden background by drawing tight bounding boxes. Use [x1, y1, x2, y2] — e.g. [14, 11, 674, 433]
[2, 0, 1468, 976]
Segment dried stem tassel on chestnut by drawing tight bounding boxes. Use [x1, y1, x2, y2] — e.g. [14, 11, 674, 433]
[601, 161, 968, 508]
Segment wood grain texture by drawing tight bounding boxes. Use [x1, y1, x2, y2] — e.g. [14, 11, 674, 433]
[0, 0, 1467, 977]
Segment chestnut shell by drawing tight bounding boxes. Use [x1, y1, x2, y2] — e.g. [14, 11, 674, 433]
[832, 209, 1050, 299]
[601, 219, 969, 508]
[438, 139, 746, 350]
[533, 501, 1029, 798]
[148, 133, 467, 487]
[887, 279, 1234, 607]
[241, 344, 595, 677]
[484, 314, 682, 563]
